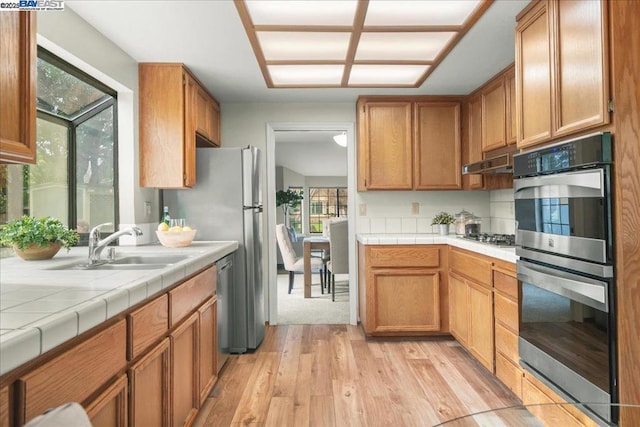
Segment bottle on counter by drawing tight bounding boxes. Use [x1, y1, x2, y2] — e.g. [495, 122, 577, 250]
[162, 206, 171, 226]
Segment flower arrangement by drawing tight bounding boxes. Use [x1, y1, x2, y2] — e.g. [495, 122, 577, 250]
[431, 211, 455, 225]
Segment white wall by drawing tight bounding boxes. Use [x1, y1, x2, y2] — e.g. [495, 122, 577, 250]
[37, 8, 159, 242]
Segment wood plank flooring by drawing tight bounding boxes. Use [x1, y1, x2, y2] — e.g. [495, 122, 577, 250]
[193, 325, 525, 427]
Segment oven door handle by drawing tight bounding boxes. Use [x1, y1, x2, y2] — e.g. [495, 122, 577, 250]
[514, 169, 604, 199]
[517, 260, 608, 312]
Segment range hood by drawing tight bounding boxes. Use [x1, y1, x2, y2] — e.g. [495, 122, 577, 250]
[462, 149, 515, 175]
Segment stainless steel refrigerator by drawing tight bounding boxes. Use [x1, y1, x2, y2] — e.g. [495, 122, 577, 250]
[163, 146, 264, 353]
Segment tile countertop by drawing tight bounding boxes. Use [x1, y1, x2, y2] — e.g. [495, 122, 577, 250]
[356, 233, 518, 264]
[0, 241, 238, 376]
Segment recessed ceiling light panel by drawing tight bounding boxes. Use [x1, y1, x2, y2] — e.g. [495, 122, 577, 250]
[258, 32, 351, 61]
[364, 0, 482, 26]
[349, 64, 429, 85]
[268, 64, 344, 85]
[245, 0, 358, 26]
[356, 32, 456, 61]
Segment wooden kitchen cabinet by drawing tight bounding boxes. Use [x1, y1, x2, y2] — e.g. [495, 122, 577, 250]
[130, 338, 171, 427]
[466, 94, 484, 190]
[86, 375, 128, 427]
[414, 102, 461, 190]
[139, 63, 220, 188]
[516, 0, 609, 149]
[0, 12, 37, 164]
[0, 385, 9, 427]
[195, 86, 221, 146]
[16, 320, 127, 425]
[198, 297, 218, 404]
[481, 77, 507, 152]
[171, 312, 200, 427]
[357, 100, 413, 190]
[358, 244, 448, 336]
[505, 67, 517, 144]
[448, 247, 494, 372]
[357, 97, 463, 191]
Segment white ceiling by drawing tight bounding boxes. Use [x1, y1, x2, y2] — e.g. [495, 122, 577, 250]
[66, 0, 530, 103]
[275, 131, 347, 177]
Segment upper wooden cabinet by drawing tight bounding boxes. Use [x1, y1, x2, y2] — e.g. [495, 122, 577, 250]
[0, 12, 36, 164]
[516, 0, 609, 149]
[357, 97, 462, 191]
[465, 95, 484, 190]
[481, 78, 507, 152]
[505, 67, 517, 144]
[414, 102, 461, 190]
[139, 63, 220, 188]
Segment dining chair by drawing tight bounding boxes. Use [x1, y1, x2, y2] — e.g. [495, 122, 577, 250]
[326, 219, 349, 301]
[276, 224, 324, 294]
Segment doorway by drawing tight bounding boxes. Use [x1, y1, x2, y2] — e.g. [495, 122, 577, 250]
[265, 122, 357, 325]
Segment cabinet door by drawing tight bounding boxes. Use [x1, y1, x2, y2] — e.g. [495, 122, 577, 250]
[370, 268, 440, 333]
[505, 67, 517, 144]
[183, 72, 197, 188]
[481, 78, 507, 151]
[553, 0, 609, 137]
[1, 385, 9, 427]
[414, 102, 461, 190]
[449, 272, 469, 345]
[198, 297, 217, 404]
[207, 99, 221, 146]
[129, 338, 170, 427]
[195, 86, 210, 140]
[468, 280, 494, 372]
[86, 375, 128, 427]
[171, 312, 200, 427]
[516, 0, 553, 148]
[467, 95, 484, 190]
[0, 12, 36, 164]
[359, 102, 413, 190]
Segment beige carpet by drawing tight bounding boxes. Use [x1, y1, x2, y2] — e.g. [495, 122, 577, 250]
[276, 272, 349, 324]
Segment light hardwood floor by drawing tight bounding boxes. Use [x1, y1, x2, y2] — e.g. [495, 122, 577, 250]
[193, 324, 522, 427]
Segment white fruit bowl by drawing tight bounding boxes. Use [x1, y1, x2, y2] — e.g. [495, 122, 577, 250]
[156, 229, 197, 248]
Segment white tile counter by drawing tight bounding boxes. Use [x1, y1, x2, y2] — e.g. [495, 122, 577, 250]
[356, 233, 518, 264]
[0, 241, 238, 376]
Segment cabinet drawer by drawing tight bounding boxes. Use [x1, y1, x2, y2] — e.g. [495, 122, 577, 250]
[494, 269, 518, 299]
[128, 294, 169, 360]
[494, 291, 518, 333]
[170, 265, 216, 326]
[495, 322, 519, 363]
[18, 320, 127, 424]
[367, 245, 440, 268]
[495, 352, 523, 399]
[450, 248, 492, 287]
[523, 375, 586, 427]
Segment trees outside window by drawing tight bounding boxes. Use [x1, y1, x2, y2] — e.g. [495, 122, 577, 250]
[308, 187, 347, 233]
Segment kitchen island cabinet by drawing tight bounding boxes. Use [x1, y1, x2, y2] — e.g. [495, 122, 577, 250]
[358, 244, 448, 336]
[0, 11, 37, 164]
[139, 63, 221, 188]
[516, 0, 609, 149]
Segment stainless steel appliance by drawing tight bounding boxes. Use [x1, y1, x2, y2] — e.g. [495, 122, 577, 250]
[216, 254, 233, 371]
[461, 233, 516, 247]
[164, 146, 264, 353]
[514, 132, 616, 425]
[462, 145, 517, 174]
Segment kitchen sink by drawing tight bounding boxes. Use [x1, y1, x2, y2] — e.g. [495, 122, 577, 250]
[48, 254, 190, 271]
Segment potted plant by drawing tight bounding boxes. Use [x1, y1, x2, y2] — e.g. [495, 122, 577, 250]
[431, 211, 455, 236]
[276, 189, 303, 229]
[0, 216, 79, 260]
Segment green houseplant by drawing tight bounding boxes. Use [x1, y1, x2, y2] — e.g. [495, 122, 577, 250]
[431, 211, 455, 236]
[276, 189, 303, 228]
[0, 216, 79, 260]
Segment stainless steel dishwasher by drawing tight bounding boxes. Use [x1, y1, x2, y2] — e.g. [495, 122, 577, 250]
[216, 254, 233, 373]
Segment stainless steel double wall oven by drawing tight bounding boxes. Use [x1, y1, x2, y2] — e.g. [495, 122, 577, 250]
[513, 132, 617, 425]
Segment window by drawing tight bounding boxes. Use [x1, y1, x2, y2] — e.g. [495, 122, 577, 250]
[286, 187, 303, 234]
[308, 187, 347, 233]
[0, 48, 118, 251]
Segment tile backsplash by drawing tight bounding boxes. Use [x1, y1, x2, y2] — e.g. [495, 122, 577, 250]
[356, 189, 515, 235]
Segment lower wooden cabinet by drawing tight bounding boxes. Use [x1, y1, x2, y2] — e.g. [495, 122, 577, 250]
[358, 244, 448, 336]
[171, 312, 200, 427]
[198, 297, 218, 404]
[449, 272, 469, 346]
[467, 280, 494, 371]
[86, 375, 128, 427]
[129, 338, 171, 427]
[0, 385, 9, 427]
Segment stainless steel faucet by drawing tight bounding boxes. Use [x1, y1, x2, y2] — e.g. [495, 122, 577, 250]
[88, 223, 143, 265]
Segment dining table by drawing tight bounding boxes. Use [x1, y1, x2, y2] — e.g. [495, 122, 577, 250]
[302, 236, 330, 298]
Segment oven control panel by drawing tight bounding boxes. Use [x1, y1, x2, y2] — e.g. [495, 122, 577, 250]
[514, 132, 612, 177]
